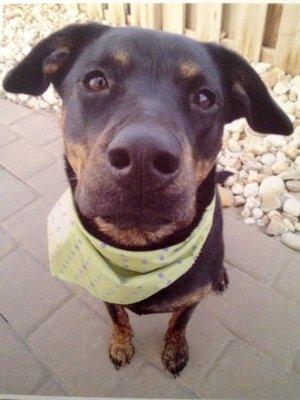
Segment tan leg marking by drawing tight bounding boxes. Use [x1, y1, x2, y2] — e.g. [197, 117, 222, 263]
[108, 306, 135, 370]
[162, 303, 198, 376]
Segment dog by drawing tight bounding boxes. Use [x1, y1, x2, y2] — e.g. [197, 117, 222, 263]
[3, 23, 293, 376]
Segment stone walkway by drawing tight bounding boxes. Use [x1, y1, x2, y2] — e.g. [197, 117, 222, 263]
[0, 98, 299, 399]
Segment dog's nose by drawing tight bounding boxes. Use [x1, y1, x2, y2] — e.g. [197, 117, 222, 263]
[107, 123, 181, 187]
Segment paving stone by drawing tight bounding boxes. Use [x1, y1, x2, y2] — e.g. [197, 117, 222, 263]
[34, 378, 70, 396]
[74, 285, 108, 318]
[28, 298, 190, 398]
[223, 209, 293, 284]
[10, 112, 61, 145]
[44, 137, 65, 161]
[0, 226, 16, 258]
[197, 340, 300, 399]
[78, 290, 231, 392]
[129, 307, 231, 388]
[292, 350, 300, 375]
[200, 264, 300, 368]
[0, 98, 33, 125]
[3, 197, 52, 265]
[0, 169, 36, 221]
[273, 257, 300, 305]
[0, 123, 17, 147]
[0, 139, 54, 180]
[0, 248, 70, 337]
[112, 360, 195, 399]
[27, 161, 68, 201]
[0, 319, 48, 394]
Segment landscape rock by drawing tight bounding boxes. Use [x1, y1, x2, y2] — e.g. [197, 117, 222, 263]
[286, 180, 300, 192]
[242, 136, 268, 155]
[218, 185, 234, 208]
[259, 176, 285, 196]
[243, 182, 259, 198]
[273, 80, 290, 95]
[266, 216, 286, 236]
[283, 198, 300, 217]
[241, 206, 251, 218]
[232, 183, 244, 195]
[282, 218, 295, 232]
[261, 194, 281, 212]
[280, 232, 300, 251]
[280, 167, 300, 180]
[245, 197, 260, 209]
[234, 195, 245, 207]
[244, 217, 256, 225]
[228, 139, 241, 153]
[264, 135, 287, 148]
[252, 207, 263, 220]
[260, 153, 276, 166]
[272, 161, 290, 175]
[282, 145, 298, 160]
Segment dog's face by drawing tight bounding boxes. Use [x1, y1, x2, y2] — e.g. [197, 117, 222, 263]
[3, 23, 293, 246]
[61, 28, 226, 245]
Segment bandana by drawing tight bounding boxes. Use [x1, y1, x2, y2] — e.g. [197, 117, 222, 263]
[48, 189, 216, 304]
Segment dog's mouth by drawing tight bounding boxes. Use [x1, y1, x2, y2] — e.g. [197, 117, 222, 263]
[99, 212, 173, 231]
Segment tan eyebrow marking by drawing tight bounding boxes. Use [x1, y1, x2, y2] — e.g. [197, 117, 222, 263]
[179, 61, 201, 79]
[112, 49, 130, 66]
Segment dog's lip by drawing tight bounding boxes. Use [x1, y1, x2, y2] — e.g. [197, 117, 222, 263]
[99, 213, 172, 230]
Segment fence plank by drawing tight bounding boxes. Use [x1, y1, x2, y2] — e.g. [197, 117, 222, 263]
[130, 3, 141, 26]
[147, 4, 162, 30]
[261, 46, 275, 65]
[194, 4, 222, 42]
[263, 4, 282, 48]
[221, 4, 239, 40]
[162, 3, 185, 34]
[78, 2, 299, 75]
[273, 4, 300, 74]
[128, 4, 165, 31]
[234, 4, 268, 62]
[140, 4, 148, 28]
[108, 3, 126, 26]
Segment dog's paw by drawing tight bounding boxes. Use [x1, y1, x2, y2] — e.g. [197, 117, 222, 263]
[213, 266, 229, 294]
[162, 333, 189, 377]
[109, 337, 135, 370]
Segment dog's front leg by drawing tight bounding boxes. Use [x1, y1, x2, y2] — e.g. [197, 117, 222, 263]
[104, 303, 134, 370]
[162, 303, 198, 377]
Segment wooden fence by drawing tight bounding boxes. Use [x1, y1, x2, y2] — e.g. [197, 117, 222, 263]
[76, 3, 300, 75]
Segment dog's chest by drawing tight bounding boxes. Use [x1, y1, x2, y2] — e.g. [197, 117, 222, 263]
[126, 284, 212, 314]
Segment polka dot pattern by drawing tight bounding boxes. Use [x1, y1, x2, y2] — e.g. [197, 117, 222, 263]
[48, 189, 216, 304]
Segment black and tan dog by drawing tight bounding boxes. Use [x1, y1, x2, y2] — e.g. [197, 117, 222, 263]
[3, 23, 293, 376]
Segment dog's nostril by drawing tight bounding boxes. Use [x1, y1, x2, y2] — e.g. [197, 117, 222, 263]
[152, 152, 179, 175]
[108, 148, 131, 170]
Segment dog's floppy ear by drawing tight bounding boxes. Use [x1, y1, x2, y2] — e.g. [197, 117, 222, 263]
[3, 23, 111, 96]
[205, 43, 293, 135]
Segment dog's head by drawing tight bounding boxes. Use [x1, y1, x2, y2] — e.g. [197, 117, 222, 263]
[3, 23, 293, 247]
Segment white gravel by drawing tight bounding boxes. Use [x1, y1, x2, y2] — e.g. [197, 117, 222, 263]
[1, 4, 299, 250]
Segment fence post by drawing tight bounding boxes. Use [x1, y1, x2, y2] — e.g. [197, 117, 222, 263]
[234, 4, 268, 62]
[195, 4, 222, 42]
[273, 4, 300, 74]
[130, 3, 141, 26]
[108, 3, 126, 26]
[162, 3, 185, 34]
[147, 4, 162, 30]
[86, 4, 103, 21]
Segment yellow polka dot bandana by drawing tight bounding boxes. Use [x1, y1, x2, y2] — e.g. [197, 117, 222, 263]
[48, 189, 216, 304]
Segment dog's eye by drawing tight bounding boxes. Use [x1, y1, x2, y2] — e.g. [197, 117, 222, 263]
[194, 89, 215, 109]
[83, 71, 108, 92]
